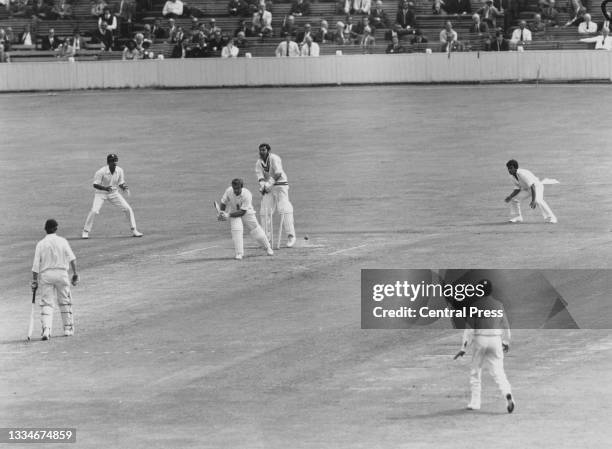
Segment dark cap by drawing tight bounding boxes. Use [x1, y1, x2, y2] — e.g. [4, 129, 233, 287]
[44, 218, 58, 233]
[107, 153, 118, 162]
[259, 143, 271, 151]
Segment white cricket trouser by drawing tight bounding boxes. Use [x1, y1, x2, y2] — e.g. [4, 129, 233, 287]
[260, 185, 295, 241]
[469, 335, 512, 407]
[230, 212, 271, 257]
[510, 184, 556, 220]
[39, 269, 73, 331]
[84, 192, 137, 232]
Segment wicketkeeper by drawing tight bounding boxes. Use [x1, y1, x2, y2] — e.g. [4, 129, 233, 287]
[217, 178, 274, 260]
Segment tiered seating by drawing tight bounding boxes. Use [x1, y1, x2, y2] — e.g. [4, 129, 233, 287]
[0, 0, 607, 61]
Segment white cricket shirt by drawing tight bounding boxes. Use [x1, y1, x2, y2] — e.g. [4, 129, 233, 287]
[511, 168, 540, 190]
[32, 234, 76, 274]
[221, 187, 256, 214]
[93, 165, 126, 193]
[255, 153, 288, 184]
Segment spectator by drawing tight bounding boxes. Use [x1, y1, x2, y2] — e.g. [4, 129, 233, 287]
[370, 0, 390, 29]
[332, 21, 348, 44]
[445, 0, 471, 15]
[486, 29, 509, 50]
[142, 24, 154, 43]
[290, 0, 310, 16]
[314, 19, 330, 43]
[354, 0, 371, 15]
[208, 18, 222, 35]
[469, 13, 489, 34]
[222, 37, 239, 57]
[92, 20, 114, 50]
[151, 18, 167, 40]
[386, 33, 406, 53]
[117, 0, 135, 38]
[353, 16, 371, 41]
[297, 23, 313, 44]
[228, 0, 249, 16]
[6, 27, 16, 45]
[162, 0, 185, 18]
[122, 38, 142, 59]
[510, 20, 532, 48]
[580, 26, 612, 49]
[410, 28, 428, 43]
[171, 36, 188, 57]
[539, 0, 559, 28]
[234, 19, 252, 37]
[207, 29, 226, 56]
[91, 0, 108, 17]
[395, 0, 416, 37]
[252, 4, 273, 38]
[10, 0, 33, 17]
[19, 23, 34, 46]
[281, 14, 298, 38]
[477, 0, 502, 29]
[0, 28, 12, 53]
[439, 20, 458, 51]
[432, 0, 446, 14]
[275, 33, 300, 56]
[300, 34, 319, 55]
[578, 13, 598, 34]
[32, 0, 52, 19]
[52, 0, 73, 19]
[235, 30, 249, 49]
[172, 25, 185, 43]
[41, 28, 62, 50]
[99, 7, 118, 33]
[530, 14, 547, 35]
[344, 15, 356, 41]
[72, 29, 87, 51]
[359, 25, 375, 52]
[167, 17, 179, 41]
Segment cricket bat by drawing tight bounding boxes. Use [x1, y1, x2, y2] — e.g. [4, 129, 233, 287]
[27, 289, 36, 341]
[213, 201, 221, 215]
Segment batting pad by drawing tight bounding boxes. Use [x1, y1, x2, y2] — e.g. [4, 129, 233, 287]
[250, 226, 271, 249]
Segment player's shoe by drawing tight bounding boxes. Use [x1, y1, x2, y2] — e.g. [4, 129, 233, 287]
[506, 394, 515, 413]
[508, 216, 523, 223]
[81, 230, 89, 239]
[132, 230, 143, 237]
[64, 326, 74, 337]
[545, 217, 558, 224]
[286, 235, 296, 248]
[466, 402, 481, 410]
[235, 254, 243, 260]
[266, 247, 274, 256]
[41, 327, 51, 341]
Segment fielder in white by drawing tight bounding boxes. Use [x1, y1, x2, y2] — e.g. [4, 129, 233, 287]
[32, 219, 79, 340]
[454, 280, 515, 413]
[82, 154, 143, 238]
[505, 159, 557, 224]
[218, 178, 274, 260]
[255, 143, 296, 248]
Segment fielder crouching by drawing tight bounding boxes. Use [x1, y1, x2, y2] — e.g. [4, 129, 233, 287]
[218, 178, 274, 260]
[454, 279, 515, 413]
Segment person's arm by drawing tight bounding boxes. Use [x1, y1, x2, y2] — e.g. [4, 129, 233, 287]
[70, 259, 79, 285]
[454, 327, 473, 359]
[93, 183, 113, 192]
[529, 184, 536, 208]
[602, 0, 611, 21]
[504, 188, 521, 203]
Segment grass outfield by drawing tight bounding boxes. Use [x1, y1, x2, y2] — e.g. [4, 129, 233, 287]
[0, 85, 611, 448]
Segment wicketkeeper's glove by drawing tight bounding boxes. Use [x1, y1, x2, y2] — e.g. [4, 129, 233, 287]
[31, 280, 38, 292]
[71, 274, 79, 286]
[502, 343, 509, 353]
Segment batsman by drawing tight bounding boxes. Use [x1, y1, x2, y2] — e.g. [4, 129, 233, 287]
[217, 178, 274, 260]
[255, 143, 296, 248]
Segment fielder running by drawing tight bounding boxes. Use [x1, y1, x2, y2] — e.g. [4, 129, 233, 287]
[218, 178, 274, 260]
[454, 280, 515, 413]
[32, 219, 79, 340]
[255, 143, 296, 248]
[505, 159, 557, 224]
[82, 154, 143, 238]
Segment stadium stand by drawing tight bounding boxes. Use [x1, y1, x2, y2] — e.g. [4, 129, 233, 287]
[0, 0, 605, 61]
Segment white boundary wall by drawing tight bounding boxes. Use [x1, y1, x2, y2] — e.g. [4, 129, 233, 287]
[1, 51, 611, 91]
